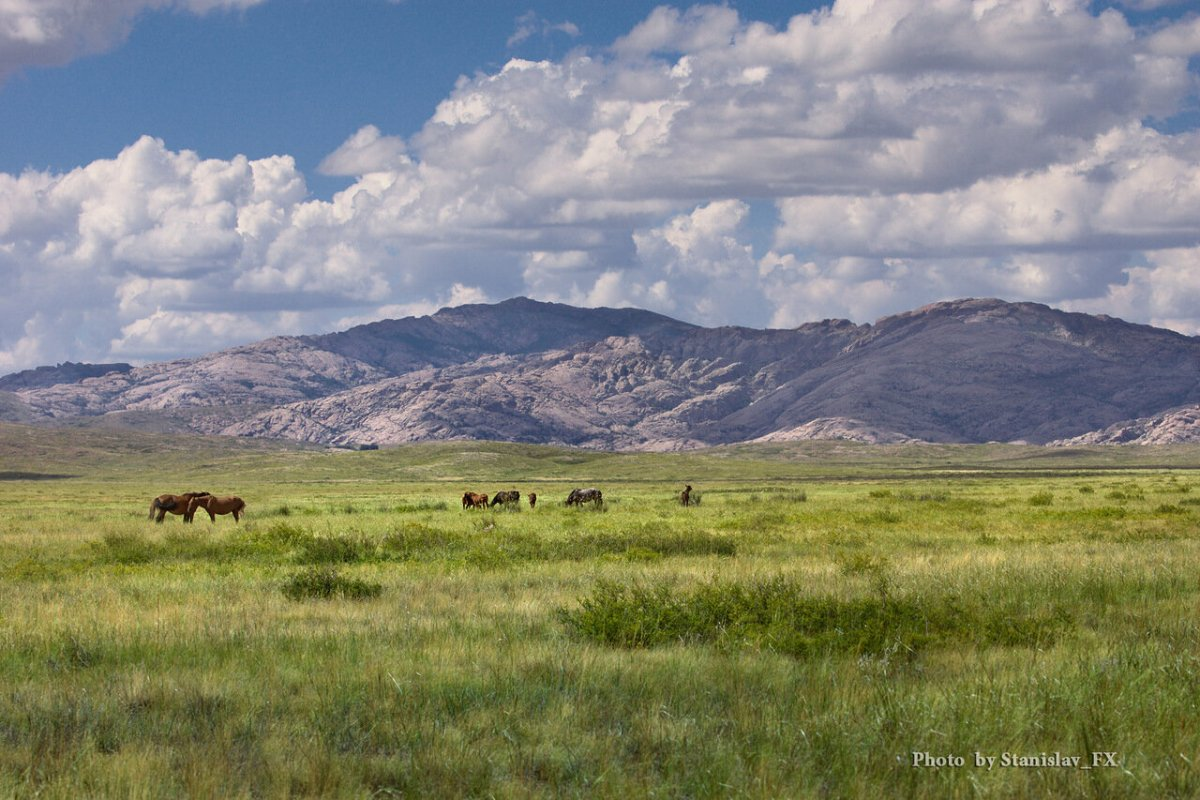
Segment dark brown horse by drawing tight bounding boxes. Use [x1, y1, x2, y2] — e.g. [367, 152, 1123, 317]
[680, 485, 694, 506]
[462, 491, 489, 509]
[490, 490, 520, 507]
[187, 494, 246, 523]
[528, 492, 537, 509]
[148, 491, 211, 523]
[565, 488, 603, 507]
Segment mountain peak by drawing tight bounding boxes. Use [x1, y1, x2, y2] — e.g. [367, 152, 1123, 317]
[7, 297, 1200, 448]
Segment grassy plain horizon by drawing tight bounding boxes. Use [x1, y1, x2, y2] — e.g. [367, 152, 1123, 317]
[2, 422, 1199, 797]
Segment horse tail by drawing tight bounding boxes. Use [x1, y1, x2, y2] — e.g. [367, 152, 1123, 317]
[149, 497, 175, 519]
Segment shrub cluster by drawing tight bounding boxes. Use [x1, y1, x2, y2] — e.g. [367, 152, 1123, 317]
[281, 566, 382, 601]
[559, 576, 1070, 658]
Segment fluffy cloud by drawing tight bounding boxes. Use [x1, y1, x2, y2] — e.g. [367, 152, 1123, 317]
[317, 126, 410, 177]
[0, 0, 265, 82]
[2, 0, 1200, 371]
[1064, 247, 1200, 335]
[774, 124, 1200, 257]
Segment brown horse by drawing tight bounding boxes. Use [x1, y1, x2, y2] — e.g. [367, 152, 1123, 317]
[188, 494, 246, 523]
[149, 491, 211, 523]
[462, 492, 489, 509]
[680, 485, 694, 506]
[528, 492, 537, 509]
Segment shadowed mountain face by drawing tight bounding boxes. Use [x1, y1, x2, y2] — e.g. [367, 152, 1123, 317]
[5, 297, 1200, 448]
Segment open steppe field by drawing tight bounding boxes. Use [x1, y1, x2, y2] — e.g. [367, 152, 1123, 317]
[2, 423, 1200, 798]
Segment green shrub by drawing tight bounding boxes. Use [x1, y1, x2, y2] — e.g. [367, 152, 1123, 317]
[391, 500, 451, 513]
[261, 521, 309, 546]
[1028, 492, 1054, 507]
[281, 567, 382, 601]
[226, 521, 309, 557]
[560, 576, 1071, 657]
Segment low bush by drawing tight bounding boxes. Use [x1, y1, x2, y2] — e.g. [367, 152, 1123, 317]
[559, 576, 1071, 657]
[1028, 492, 1055, 506]
[295, 534, 373, 564]
[391, 500, 451, 513]
[281, 567, 382, 601]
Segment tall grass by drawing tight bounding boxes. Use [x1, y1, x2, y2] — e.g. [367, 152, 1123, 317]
[1, 433, 1199, 797]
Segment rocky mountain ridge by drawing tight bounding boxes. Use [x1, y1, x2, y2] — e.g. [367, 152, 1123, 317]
[1050, 405, 1200, 446]
[4, 297, 1199, 448]
[0, 361, 132, 392]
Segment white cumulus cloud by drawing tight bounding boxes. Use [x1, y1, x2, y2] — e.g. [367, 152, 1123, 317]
[2, 0, 1200, 371]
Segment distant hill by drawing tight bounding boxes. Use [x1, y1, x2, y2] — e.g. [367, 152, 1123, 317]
[0, 361, 131, 392]
[6, 297, 1200, 448]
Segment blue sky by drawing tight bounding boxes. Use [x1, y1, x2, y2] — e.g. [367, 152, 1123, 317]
[1, 0, 1199, 371]
[1, 1, 822, 196]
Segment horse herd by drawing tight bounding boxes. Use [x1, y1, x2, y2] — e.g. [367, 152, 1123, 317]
[148, 484, 696, 524]
[463, 485, 697, 509]
[461, 487, 604, 510]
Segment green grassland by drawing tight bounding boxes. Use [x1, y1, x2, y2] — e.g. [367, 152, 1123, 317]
[2, 422, 1200, 798]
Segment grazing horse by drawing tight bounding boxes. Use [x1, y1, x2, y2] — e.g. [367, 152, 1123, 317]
[565, 487, 603, 507]
[528, 492, 537, 509]
[149, 491, 211, 523]
[490, 490, 520, 507]
[680, 485, 694, 506]
[462, 492, 489, 509]
[188, 494, 246, 523]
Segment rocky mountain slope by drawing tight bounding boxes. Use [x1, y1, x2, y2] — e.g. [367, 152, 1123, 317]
[5, 297, 1200, 448]
[1050, 405, 1200, 445]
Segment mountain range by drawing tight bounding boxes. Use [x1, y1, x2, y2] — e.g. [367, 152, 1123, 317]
[3, 297, 1199, 449]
